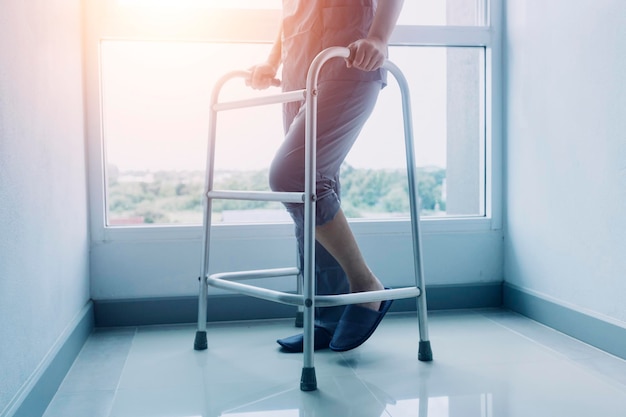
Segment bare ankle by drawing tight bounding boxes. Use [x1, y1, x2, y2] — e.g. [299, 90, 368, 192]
[350, 272, 383, 292]
[349, 273, 384, 311]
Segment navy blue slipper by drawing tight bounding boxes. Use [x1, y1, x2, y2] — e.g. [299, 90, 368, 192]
[277, 326, 334, 353]
[329, 297, 393, 352]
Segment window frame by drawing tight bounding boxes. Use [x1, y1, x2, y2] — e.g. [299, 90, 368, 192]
[84, 1, 503, 244]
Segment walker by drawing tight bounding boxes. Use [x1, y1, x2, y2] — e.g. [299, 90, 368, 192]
[193, 46, 433, 391]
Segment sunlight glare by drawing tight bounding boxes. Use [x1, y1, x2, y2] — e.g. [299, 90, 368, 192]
[117, 0, 280, 9]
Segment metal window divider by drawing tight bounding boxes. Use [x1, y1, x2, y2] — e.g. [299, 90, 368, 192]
[193, 46, 433, 392]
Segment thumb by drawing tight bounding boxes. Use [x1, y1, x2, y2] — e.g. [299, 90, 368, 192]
[345, 45, 357, 68]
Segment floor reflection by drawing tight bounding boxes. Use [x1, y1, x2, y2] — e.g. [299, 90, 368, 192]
[42, 310, 626, 417]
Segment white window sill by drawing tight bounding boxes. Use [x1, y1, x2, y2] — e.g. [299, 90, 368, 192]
[96, 216, 498, 243]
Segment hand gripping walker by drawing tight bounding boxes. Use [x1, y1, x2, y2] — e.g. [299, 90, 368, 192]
[194, 46, 433, 391]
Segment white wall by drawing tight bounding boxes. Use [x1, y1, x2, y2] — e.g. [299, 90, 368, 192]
[504, 0, 626, 322]
[89, 222, 503, 300]
[0, 0, 89, 414]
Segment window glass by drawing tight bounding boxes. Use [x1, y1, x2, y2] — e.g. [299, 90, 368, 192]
[397, 0, 488, 26]
[116, 0, 281, 9]
[101, 41, 485, 226]
[115, 0, 486, 25]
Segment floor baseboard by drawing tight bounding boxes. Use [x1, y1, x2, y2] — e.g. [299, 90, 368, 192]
[503, 283, 626, 361]
[93, 282, 504, 327]
[5, 302, 94, 417]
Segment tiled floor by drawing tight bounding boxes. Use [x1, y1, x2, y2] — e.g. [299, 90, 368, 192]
[43, 309, 626, 417]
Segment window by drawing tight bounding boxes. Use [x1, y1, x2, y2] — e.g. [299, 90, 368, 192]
[398, 0, 489, 26]
[89, 0, 498, 230]
[101, 40, 288, 225]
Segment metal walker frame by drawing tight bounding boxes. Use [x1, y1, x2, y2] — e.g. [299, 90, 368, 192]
[194, 47, 433, 391]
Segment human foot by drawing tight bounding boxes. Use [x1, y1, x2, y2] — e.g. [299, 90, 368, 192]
[350, 272, 385, 311]
[329, 297, 394, 352]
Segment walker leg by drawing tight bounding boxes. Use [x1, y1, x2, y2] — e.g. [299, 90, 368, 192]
[295, 272, 304, 328]
[300, 274, 317, 391]
[419, 340, 433, 362]
[300, 291, 317, 391]
[194, 331, 207, 351]
[299, 67, 319, 391]
[416, 283, 432, 361]
[391, 57, 434, 363]
[414, 251, 433, 362]
[415, 259, 432, 361]
[300, 367, 317, 392]
[295, 311, 304, 328]
[194, 275, 209, 350]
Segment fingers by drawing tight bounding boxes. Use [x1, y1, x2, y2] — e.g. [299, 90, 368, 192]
[345, 45, 357, 68]
[345, 39, 386, 72]
[250, 68, 272, 90]
[246, 64, 279, 90]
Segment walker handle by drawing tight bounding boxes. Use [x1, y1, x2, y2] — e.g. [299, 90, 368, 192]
[242, 70, 282, 88]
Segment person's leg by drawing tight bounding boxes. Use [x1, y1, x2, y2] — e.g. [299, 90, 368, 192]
[277, 96, 350, 334]
[271, 80, 383, 322]
[315, 208, 383, 311]
[294, 211, 349, 333]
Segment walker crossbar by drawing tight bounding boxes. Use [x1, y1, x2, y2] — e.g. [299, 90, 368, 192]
[194, 46, 433, 391]
[207, 190, 305, 203]
[213, 89, 306, 112]
[207, 269, 422, 307]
